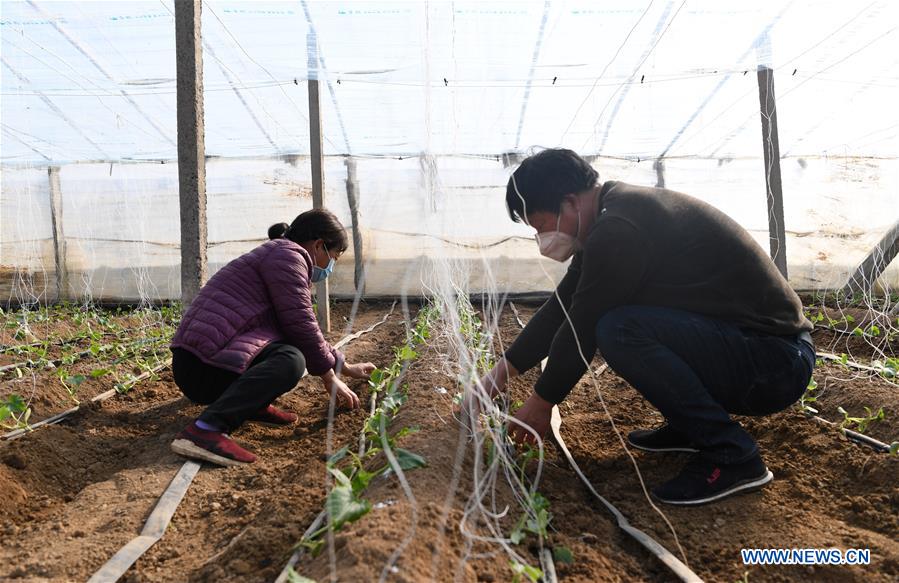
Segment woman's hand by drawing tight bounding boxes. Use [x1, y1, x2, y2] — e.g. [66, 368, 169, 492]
[320, 370, 360, 409]
[341, 361, 376, 380]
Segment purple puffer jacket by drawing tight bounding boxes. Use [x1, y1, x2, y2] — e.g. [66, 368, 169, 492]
[171, 238, 342, 376]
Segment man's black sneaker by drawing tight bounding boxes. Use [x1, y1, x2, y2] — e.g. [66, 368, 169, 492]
[652, 455, 773, 506]
[627, 425, 699, 453]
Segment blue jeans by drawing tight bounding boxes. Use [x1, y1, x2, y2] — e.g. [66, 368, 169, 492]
[596, 306, 815, 464]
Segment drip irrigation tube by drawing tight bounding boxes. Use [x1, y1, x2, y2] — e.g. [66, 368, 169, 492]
[539, 548, 558, 583]
[806, 352, 896, 452]
[549, 407, 702, 583]
[1, 359, 172, 441]
[87, 306, 396, 583]
[273, 510, 327, 583]
[807, 414, 893, 453]
[509, 302, 703, 583]
[816, 351, 884, 373]
[274, 303, 401, 583]
[86, 461, 202, 583]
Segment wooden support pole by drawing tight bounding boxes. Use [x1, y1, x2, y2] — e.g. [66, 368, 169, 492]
[175, 0, 207, 307]
[653, 157, 665, 188]
[47, 166, 67, 301]
[308, 31, 330, 332]
[842, 219, 899, 297]
[344, 157, 364, 295]
[757, 65, 788, 279]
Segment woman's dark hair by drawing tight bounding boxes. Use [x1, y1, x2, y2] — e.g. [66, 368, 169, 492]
[505, 148, 599, 223]
[268, 208, 349, 253]
[268, 222, 290, 240]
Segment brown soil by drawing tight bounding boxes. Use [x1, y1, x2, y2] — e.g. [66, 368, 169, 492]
[296, 304, 898, 583]
[0, 301, 406, 582]
[0, 302, 365, 426]
[0, 301, 896, 582]
[1, 309, 175, 424]
[807, 323, 898, 444]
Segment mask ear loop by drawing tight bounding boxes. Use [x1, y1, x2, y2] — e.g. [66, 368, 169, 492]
[509, 176, 689, 566]
[321, 241, 331, 267]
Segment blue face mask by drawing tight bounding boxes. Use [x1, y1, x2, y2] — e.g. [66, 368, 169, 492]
[311, 243, 335, 283]
[311, 258, 335, 283]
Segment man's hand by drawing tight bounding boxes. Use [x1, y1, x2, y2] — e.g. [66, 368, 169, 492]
[341, 361, 376, 380]
[479, 357, 519, 398]
[508, 392, 554, 446]
[320, 370, 360, 409]
[457, 358, 520, 427]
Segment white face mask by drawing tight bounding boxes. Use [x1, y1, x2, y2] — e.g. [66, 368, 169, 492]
[535, 203, 581, 262]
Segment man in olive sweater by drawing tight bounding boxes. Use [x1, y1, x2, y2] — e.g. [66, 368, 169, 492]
[481, 149, 814, 505]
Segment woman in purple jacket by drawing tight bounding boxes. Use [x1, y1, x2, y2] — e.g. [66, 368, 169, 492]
[169, 208, 374, 466]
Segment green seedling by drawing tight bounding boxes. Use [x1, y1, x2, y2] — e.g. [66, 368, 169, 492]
[58, 372, 86, 403]
[875, 357, 898, 379]
[509, 560, 543, 583]
[798, 378, 819, 414]
[326, 467, 372, 530]
[285, 568, 316, 583]
[90, 367, 112, 378]
[0, 394, 32, 430]
[510, 491, 551, 545]
[889, 442, 898, 456]
[837, 406, 885, 434]
[553, 546, 574, 565]
[516, 444, 542, 489]
[301, 305, 434, 557]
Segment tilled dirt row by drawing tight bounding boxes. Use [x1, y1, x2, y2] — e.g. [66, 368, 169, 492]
[0, 302, 403, 582]
[0, 302, 896, 582]
[510, 305, 899, 582]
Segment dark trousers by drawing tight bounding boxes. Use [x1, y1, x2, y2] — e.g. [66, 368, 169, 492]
[171, 343, 306, 432]
[596, 306, 814, 464]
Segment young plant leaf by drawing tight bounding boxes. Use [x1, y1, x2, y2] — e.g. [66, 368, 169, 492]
[509, 560, 542, 583]
[286, 568, 317, 583]
[327, 445, 350, 466]
[350, 468, 380, 493]
[510, 516, 526, 545]
[326, 485, 371, 530]
[553, 546, 575, 564]
[393, 448, 427, 471]
[396, 345, 417, 361]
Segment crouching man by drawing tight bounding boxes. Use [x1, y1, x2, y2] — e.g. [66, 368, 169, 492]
[478, 149, 814, 505]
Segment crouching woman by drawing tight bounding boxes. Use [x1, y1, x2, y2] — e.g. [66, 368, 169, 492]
[169, 208, 373, 466]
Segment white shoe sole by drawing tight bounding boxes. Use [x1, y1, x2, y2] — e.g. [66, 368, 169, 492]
[654, 470, 774, 506]
[170, 438, 250, 467]
[628, 440, 700, 453]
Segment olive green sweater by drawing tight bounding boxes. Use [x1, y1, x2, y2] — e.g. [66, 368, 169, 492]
[504, 181, 812, 404]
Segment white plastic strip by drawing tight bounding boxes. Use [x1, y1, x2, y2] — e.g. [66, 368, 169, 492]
[549, 408, 702, 583]
[87, 461, 202, 583]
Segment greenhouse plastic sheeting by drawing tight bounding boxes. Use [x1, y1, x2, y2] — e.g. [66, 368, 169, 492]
[2, 0, 898, 301]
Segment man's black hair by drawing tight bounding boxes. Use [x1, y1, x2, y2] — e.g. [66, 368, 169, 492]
[505, 148, 599, 223]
